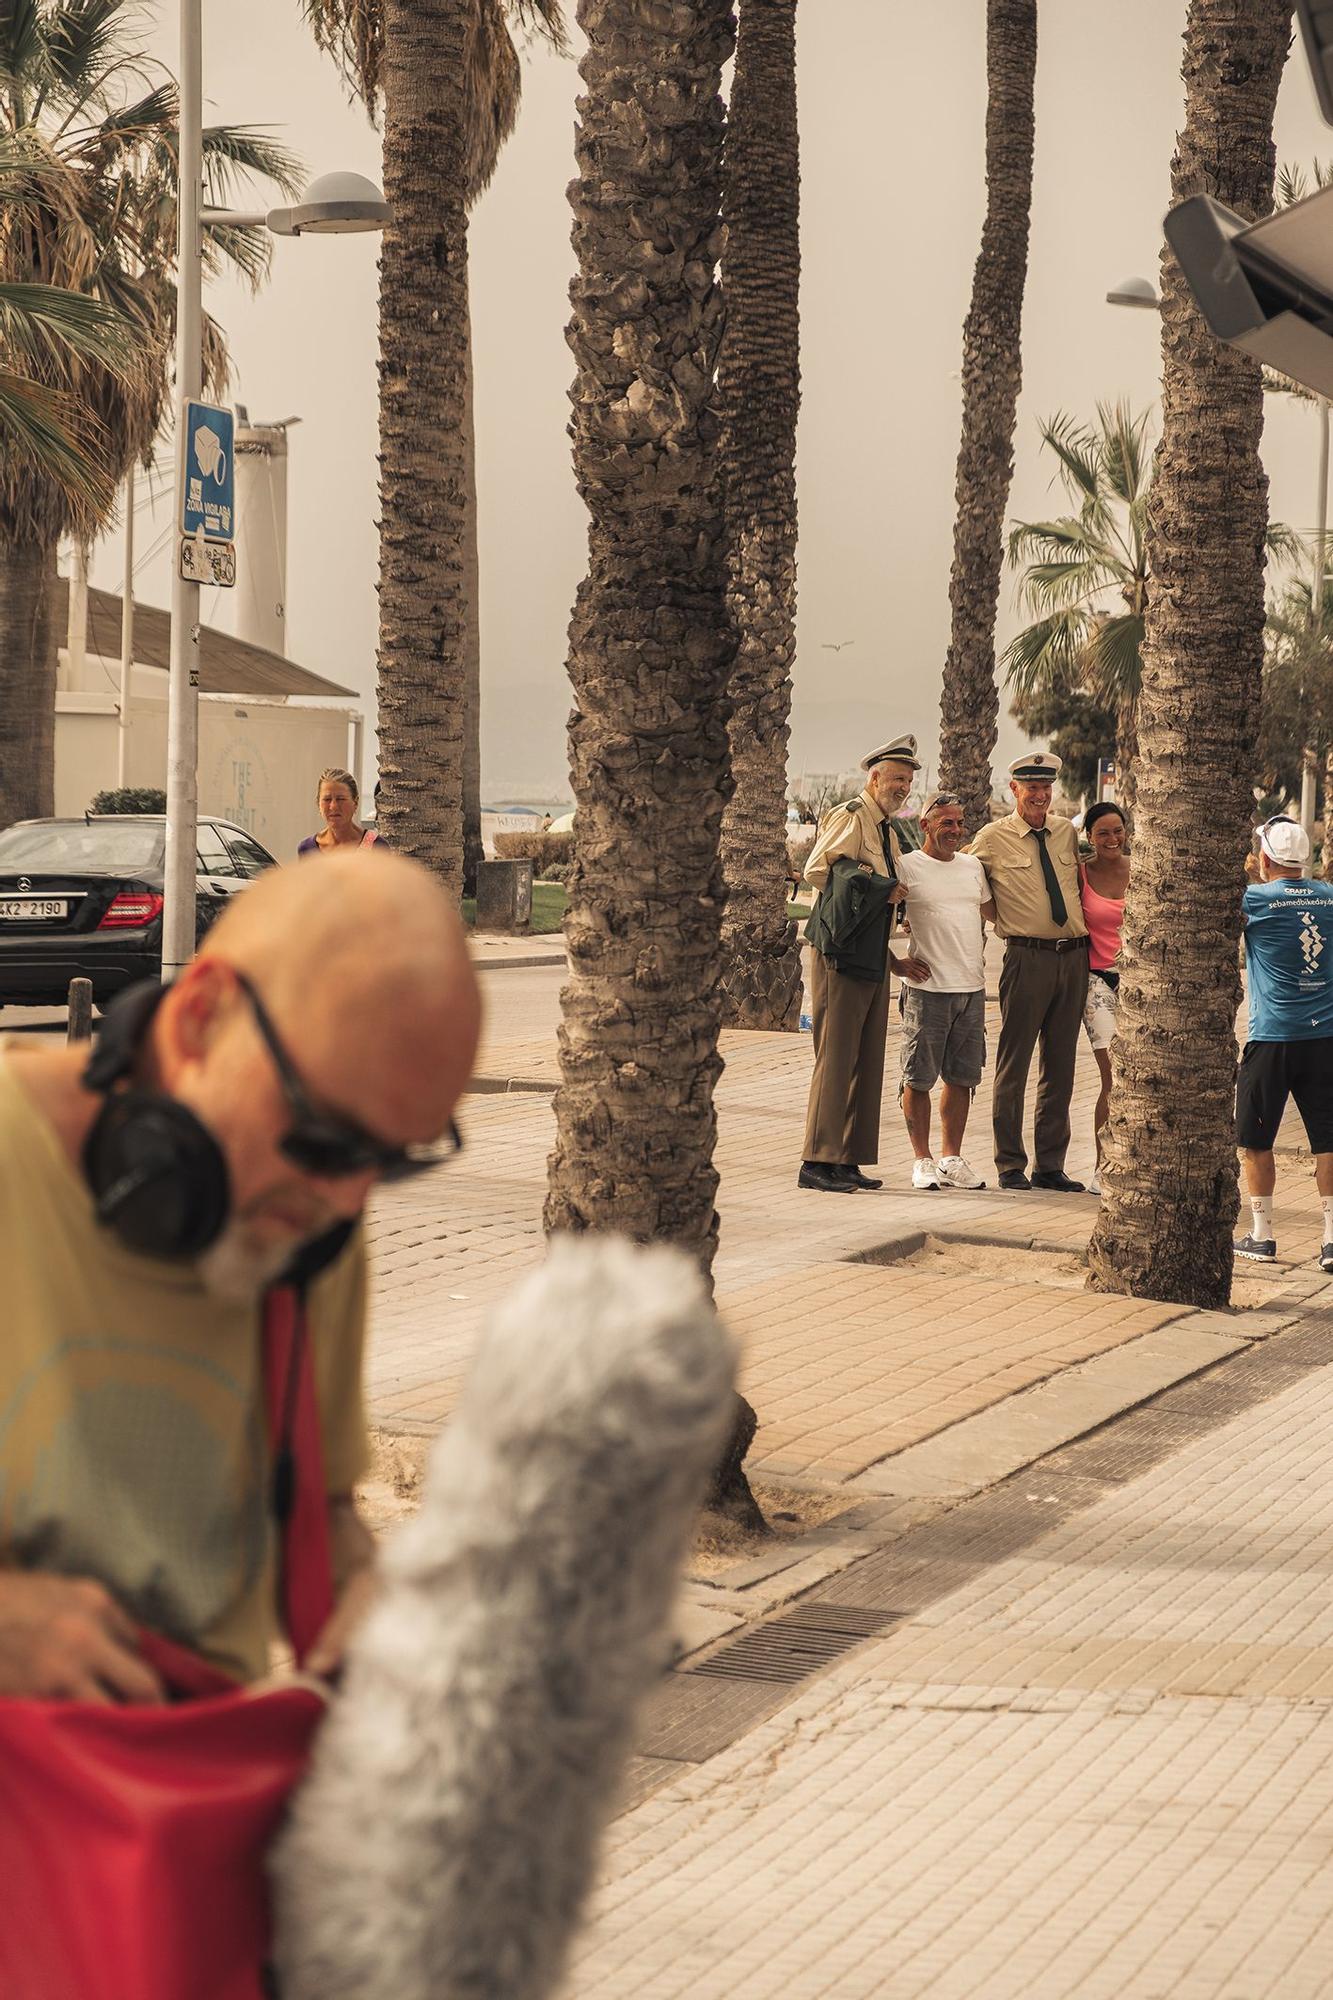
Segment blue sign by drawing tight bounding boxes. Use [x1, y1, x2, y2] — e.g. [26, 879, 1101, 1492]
[181, 401, 235, 542]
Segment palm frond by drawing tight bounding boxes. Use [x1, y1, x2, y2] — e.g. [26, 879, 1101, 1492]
[506, 0, 569, 54]
[201, 218, 272, 293]
[1007, 517, 1103, 566]
[1000, 611, 1091, 698]
[1014, 555, 1121, 615]
[301, 0, 382, 107]
[1037, 411, 1101, 506]
[1082, 612, 1144, 704]
[0, 0, 44, 95]
[0, 278, 134, 376]
[1265, 520, 1308, 570]
[466, 0, 521, 197]
[1095, 399, 1151, 507]
[201, 124, 304, 203]
[0, 369, 114, 526]
[42, 0, 135, 109]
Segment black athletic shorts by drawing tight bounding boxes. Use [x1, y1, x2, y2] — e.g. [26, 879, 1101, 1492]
[1236, 1036, 1333, 1153]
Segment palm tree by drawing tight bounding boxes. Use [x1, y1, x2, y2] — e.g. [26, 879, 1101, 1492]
[547, 0, 764, 1523]
[1003, 403, 1302, 814]
[936, 0, 1037, 834]
[1258, 575, 1333, 802]
[302, 0, 567, 900]
[1086, 0, 1291, 1310]
[716, 0, 802, 1033]
[0, 0, 300, 828]
[0, 279, 136, 516]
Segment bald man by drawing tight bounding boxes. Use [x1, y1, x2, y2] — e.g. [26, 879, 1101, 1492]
[0, 850, 480, 1701]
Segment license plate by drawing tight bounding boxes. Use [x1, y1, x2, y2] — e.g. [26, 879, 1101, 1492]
[0, 898, 68, 921]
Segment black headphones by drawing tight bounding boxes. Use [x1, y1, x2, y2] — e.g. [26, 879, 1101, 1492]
[82, 981, 232, 1260]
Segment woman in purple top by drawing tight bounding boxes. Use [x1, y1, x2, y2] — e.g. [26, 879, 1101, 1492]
[297, 768, 382, 857]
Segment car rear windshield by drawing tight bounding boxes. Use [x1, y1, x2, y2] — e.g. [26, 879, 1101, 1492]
[0, 820, 164, 873]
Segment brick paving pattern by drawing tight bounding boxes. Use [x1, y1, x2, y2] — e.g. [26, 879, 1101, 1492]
[567, 1366, 1333, 1998]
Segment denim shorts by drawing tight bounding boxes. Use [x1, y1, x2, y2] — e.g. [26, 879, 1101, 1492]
[899, 986, 986, 1090]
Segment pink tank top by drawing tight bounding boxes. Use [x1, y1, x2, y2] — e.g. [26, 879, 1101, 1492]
[1080, 867, 1125, 973]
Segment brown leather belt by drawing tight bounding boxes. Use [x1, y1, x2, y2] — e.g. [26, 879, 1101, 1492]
[1007, 934, 1090, 954]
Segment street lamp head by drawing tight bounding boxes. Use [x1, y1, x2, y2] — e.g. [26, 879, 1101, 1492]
[268, 171, 391, 238]
[1106, 275, 1161, 310]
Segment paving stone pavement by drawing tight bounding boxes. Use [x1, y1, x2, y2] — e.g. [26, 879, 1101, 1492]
[566, 1361, 1333, 1999]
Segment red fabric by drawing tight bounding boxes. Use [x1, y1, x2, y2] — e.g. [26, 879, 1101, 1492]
[261, 1285, 335, 1667]
[0, 1287, 335, 2000]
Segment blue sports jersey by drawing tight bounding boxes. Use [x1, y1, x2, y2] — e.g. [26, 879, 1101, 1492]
[1243, 877, 1333, 1041]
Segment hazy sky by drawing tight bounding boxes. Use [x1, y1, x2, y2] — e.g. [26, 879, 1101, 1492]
[93, 0, 1333, 802]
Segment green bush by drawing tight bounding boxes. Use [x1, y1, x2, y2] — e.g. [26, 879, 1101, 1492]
[89, 787, 167, 815]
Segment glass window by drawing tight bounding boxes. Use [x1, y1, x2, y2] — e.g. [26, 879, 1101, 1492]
[196, 823, 238, 878]
[0, 820, 163, 873]
[220, 829, 276, 880]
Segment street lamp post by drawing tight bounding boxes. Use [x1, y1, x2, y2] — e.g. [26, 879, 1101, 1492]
[161, 0, 389, 978]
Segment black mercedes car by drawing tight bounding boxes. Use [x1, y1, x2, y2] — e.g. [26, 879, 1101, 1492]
[0, 815, 277, 1008]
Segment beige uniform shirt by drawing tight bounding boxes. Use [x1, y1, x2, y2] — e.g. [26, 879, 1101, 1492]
[805, 790, 902, 893]
[969, 811, 1087, 941]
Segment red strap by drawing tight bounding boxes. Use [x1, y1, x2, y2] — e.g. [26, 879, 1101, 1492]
[262, 1288, 335, 1667]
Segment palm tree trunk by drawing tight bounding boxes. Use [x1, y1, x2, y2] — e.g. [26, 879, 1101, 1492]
[1115, 693, 1138, 817]
[716, 0, 803, 1033]
[375, 0, 470, 901]
[462, 317, 484, 898]
[548, 0, 764, 1526]
[0, 539, 57, 826]
[1088, 0, 1290, 1309]
[937, 0, 1037, 834]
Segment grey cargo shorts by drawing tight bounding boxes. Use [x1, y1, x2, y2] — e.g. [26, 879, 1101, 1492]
[899, 986, 986, 1091]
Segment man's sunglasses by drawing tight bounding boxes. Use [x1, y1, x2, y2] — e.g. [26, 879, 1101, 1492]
[233, 970, 462, 1183]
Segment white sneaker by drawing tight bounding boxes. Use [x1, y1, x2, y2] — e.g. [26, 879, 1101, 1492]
[912, 1157, 940, 1191]
[936, 1155, 986, 1190]
[1088, 1172, 1102, 1196]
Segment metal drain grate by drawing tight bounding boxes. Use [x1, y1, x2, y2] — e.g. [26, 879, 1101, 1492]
[687, 1603, 900, 1685]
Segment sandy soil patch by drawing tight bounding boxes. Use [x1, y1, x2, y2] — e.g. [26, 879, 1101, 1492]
[906, 1232, 1282, 1311]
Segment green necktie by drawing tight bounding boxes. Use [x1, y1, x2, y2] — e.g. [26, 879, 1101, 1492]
[1032, 826, 1067, 927]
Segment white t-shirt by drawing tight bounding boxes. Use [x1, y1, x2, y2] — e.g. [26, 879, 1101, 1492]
[893, 850, 988, 992]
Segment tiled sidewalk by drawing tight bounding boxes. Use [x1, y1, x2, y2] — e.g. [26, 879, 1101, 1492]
[567, 1359, 1333, 1999]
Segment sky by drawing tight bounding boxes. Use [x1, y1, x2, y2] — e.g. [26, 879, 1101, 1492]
[91, 0, 1333, 804]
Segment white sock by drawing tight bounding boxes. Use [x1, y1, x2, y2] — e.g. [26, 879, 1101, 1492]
[1321, 1196, 1333, 1243]
[1250, 1196, 1274, 1241]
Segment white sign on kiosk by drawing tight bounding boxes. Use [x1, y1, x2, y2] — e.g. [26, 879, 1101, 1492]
[178, 399, 237, 587]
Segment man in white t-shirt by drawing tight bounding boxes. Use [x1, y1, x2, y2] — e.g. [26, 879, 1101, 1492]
[892, 792, 995, 1190]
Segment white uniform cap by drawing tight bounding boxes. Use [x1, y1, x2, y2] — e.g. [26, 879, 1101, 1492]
[1008, 751, 1062, 782]
[861, 733, 921, 773]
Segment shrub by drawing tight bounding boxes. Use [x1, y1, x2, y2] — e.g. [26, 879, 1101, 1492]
[787, 832, 816, 883]
[493, 831, 575, 877]
[89, 787, 167, 815]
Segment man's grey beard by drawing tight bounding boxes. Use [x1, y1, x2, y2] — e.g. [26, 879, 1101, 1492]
[196, 1223, 303, 1304]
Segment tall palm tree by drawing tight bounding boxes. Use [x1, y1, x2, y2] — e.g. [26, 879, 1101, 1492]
[1087, 0, 1292, 1311]
[716, 0, 802, 1033]
[1004, 403, 1302, 814]
[936, 0, 1037, 833]
[548, 0, 763, 1522]
[0, 0, 300, 828]
[303, 0, 567, 899]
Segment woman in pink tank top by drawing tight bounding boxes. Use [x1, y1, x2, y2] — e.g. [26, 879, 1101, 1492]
[1079, 802, 1130, 1193]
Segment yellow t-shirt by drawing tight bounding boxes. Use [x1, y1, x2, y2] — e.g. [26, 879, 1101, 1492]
[0, 1050, 369, 1681]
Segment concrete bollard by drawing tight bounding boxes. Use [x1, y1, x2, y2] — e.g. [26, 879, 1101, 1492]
[66, 979, 93, 1044]
[474, 857, 534, 933]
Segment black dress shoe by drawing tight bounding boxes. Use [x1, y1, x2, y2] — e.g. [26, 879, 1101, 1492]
[998, 1170, 1032, 1190]
[837, 1165, 883, 1190]
[1031, 1169, 1086, 1193]
[797, 1161, 858, 1193]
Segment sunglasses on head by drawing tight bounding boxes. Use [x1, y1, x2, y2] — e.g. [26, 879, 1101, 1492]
[233, 970, 462, 1183]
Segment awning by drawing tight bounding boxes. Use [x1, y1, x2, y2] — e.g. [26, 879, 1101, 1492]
[53, 578, 358, 701]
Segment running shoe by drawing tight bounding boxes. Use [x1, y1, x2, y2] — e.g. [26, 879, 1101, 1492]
[1320, 1243, 1333, 1274]
[936, 1155, 985, 1190]
[1087, 1173, 1102, 1196]
[911, 1157, 940, 1191]
[1234, 1234, 1277, 1262]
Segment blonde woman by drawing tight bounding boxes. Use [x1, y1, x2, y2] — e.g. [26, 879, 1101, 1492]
[298, 769, 382, 857]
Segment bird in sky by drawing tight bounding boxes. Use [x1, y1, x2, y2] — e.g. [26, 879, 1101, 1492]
[821, 639, 856, 652]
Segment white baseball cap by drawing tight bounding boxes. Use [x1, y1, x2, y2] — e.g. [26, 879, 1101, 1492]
[1258, 816, 1311, 866]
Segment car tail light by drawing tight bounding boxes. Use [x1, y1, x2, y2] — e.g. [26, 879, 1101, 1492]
[98, 891, 164, 930]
